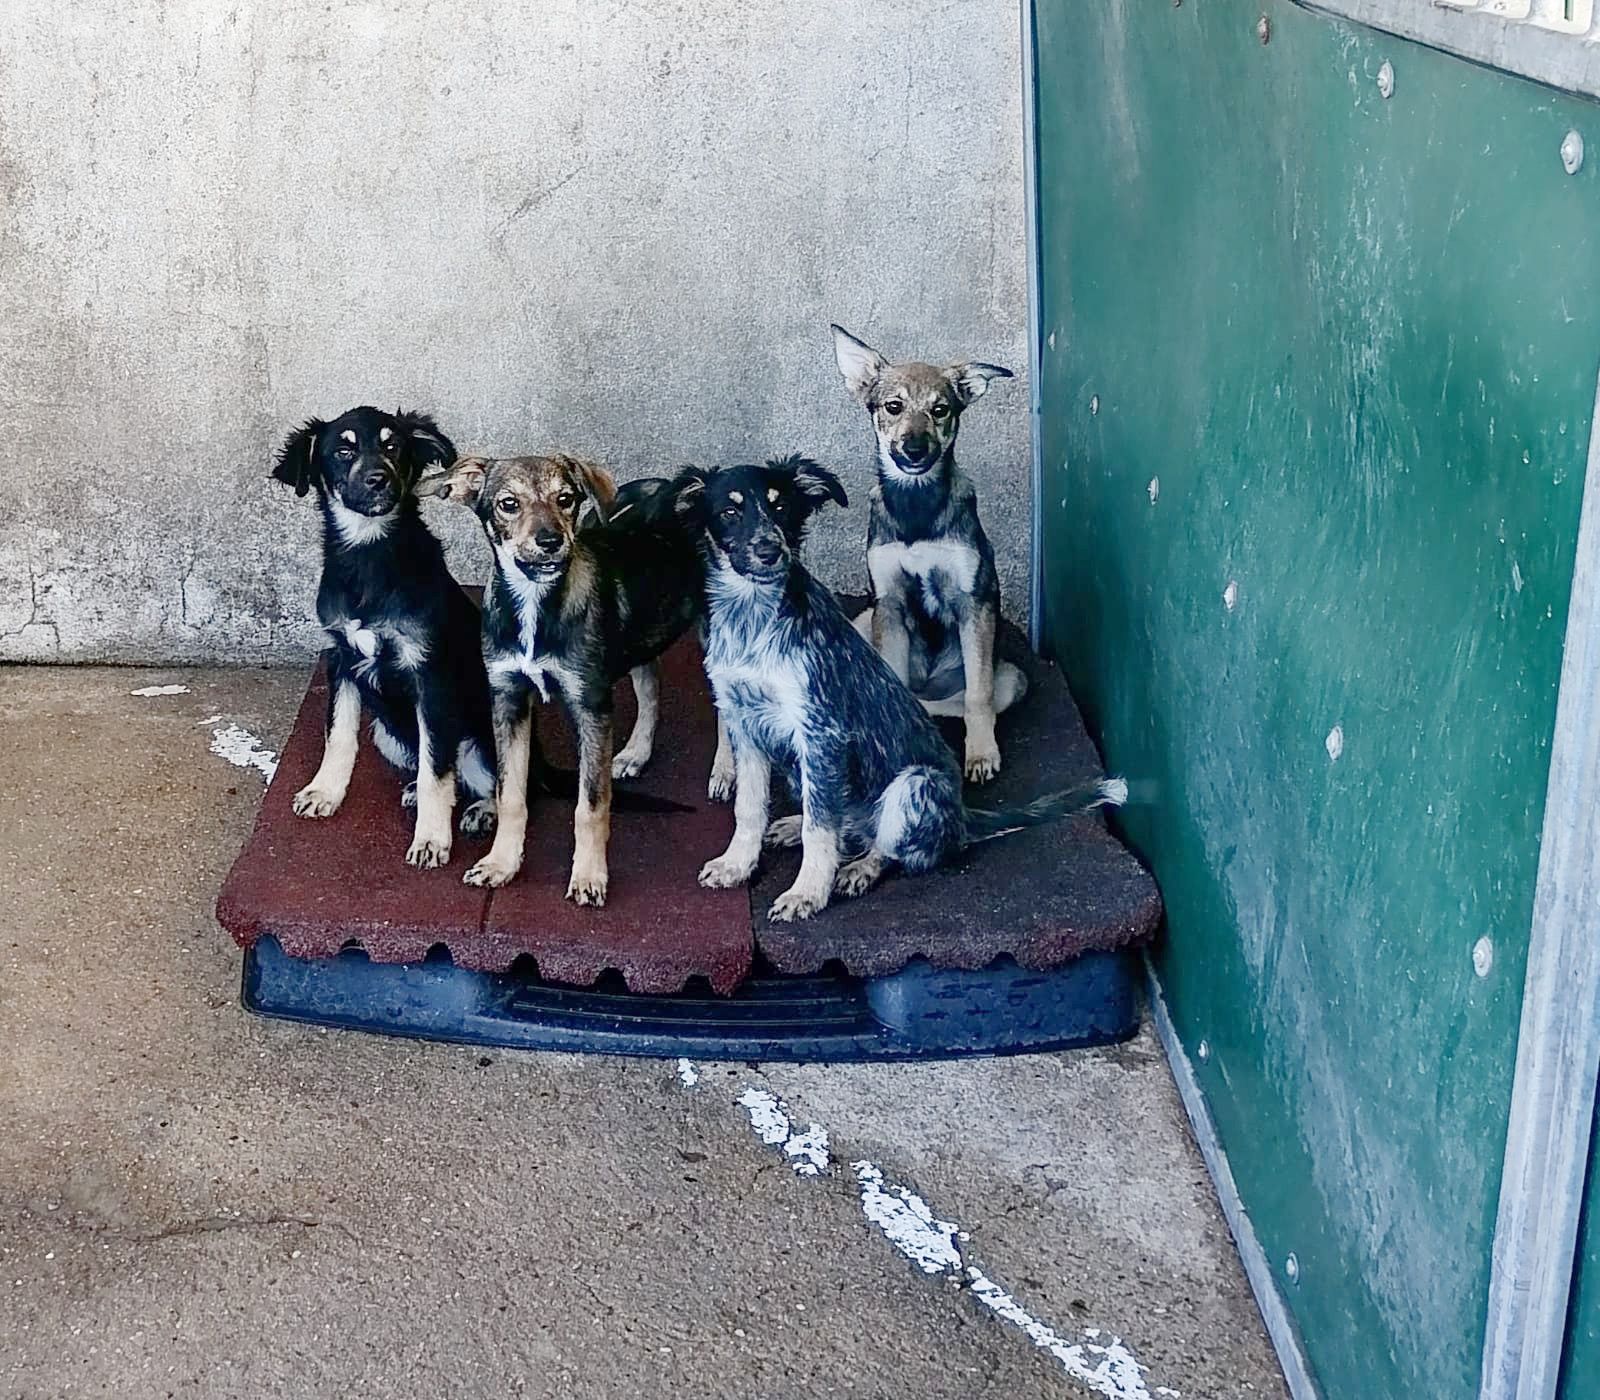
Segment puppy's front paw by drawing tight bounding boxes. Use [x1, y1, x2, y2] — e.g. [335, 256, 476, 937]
[964, 744, 1001, 784]
[764, 815, 803, 848]
[707, 760, 736, 804]
[463, 852, 520, 888]
[292, 783, 344, 819]
[768, 884, 829, 923]
[400, 781, 418, 810]
[611, 748, 650, 781]
[699, 852, 757, 888]
[566, 861, 609, 907]
[405, 835, 451, 870]
[459, 798, 497, 836]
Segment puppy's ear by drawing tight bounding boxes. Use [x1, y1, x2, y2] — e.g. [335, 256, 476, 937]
[830, 324, 887, 405]
[790, 458, 849, 513]
[397, 410, 457, 469]
[561, 456, 617, 525]
[945, 361, 1014, 407]
[272, 418, 324, 497]
[671, 466, 710, 521]
[428, 455, 490, 505]
[769, 455, 848, 514]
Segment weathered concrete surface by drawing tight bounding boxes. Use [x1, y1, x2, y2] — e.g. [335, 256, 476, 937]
[0, 666, 1287, 1400]
[0, 1, 1030, 665]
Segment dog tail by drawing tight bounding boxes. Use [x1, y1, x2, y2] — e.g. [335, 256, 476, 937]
[963, 776, 1128, 846]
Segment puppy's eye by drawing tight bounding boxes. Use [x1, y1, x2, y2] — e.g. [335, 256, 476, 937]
[930, 403, 950, 420]
[335, 447, 356, 461]
[556, 491, 577, 510]
[770, 498, 788, 514]
[882, 400, 904, 418]
[495, 495, 519, 515]
[719, 505, 740, 522]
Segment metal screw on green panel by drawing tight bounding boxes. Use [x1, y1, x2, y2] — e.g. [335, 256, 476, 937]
[1473, 937, 1494, 978]
[1377, 61, 1394, 99]
[1561, 130, 1584, 176]
[1285, 1253, 1301, 1284]
[1257, 14, 1270, 43]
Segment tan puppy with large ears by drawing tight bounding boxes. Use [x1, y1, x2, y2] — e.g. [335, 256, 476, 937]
[831, 324, 1026, 783]
[431, 454, 704, 903]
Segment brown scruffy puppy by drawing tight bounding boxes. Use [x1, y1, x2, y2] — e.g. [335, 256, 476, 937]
[432, 455, 703, 904]
[831, 323, 1028, 783]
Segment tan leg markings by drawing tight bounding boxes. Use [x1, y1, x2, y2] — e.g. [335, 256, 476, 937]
[612, 663, 659, 779]
[464, 709, 531, 887]
[293, 680, 360, 819]
[567, 715, 613, 906]
[700, 740, 769, 887]
[959, 607, 1001, 783]
[405, 713, 457, 868]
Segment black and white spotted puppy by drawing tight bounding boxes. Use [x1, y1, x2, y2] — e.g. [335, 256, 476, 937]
[831, 324, 1029, 784]
[272, 406, 497, 868]
[676, 457, 1124, 923]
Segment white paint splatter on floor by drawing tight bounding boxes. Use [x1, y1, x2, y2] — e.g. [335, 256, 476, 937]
[683, 1064, 1174, 1400]
[966, 1269, 1160, 1400]
[736, 1087, 829, 1177]
[209, 724, 278, 783]
[130, 684, 190, 697]
[853, 1161, 966, 1274]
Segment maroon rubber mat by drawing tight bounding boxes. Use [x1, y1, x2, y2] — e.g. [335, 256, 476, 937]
[750, 606, 1163, 977]
[214, 668, 495, 966]
[217, 638, 750, 994]
[217, 605, 1161, 997]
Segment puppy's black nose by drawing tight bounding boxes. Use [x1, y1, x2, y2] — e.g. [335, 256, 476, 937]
[752, 538, 782, 566]
[362, 469, 389, 490]
[533, 528, 563, 551]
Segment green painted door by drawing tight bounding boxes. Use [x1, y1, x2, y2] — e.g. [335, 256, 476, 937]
[1032, 1, 1600, 1393]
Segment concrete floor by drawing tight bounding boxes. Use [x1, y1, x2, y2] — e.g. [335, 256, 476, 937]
[0, 666, 1288, 1400]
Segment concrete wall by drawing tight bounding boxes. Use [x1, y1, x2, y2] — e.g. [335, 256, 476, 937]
[0, 0, 1030, 664]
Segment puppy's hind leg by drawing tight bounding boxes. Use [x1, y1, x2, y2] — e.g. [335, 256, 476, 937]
[875, 765, 964, 875]
[612, 662, 659, 780]
[834, 848, 888, 899]
[456, 736, 498, 836]
[293, 677, 361, 819]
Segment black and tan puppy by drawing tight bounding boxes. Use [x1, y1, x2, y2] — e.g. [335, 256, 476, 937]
[273, 406, 497, 868]
[433, 455, 703, 903]
[830, 324, 1028, 784]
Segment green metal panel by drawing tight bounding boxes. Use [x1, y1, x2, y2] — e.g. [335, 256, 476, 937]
[1032, 2, 1600, 1394]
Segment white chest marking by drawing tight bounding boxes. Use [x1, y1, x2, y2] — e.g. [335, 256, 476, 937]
[329, 499, 394, 549]
[869, 540, 980, 598]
